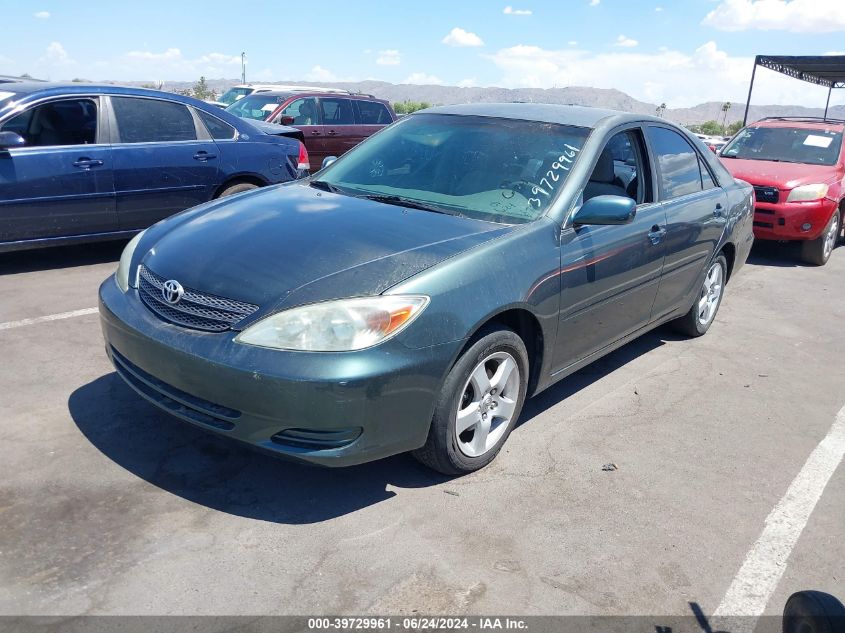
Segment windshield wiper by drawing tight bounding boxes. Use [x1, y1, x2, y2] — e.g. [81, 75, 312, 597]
[309, 179, 342, 193]
[360, 194, 458, 216]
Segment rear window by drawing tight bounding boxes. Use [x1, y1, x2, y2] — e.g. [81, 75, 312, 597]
[112, 97, 197, 143]
[197, 110, 236, 140]
[722, 126, 843, 166]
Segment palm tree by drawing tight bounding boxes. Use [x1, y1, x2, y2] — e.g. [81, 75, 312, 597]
[721, 102, 731, 133]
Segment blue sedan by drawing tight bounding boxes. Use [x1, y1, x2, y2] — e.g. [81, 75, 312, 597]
[0, 83, 309, 252]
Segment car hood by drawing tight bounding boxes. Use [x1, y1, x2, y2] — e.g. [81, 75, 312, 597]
[140, 183, 512, 312]
[720, 157, 839, 189]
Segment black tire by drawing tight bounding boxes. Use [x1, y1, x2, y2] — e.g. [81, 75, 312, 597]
[672, 253, 728, 338]
[216, 182, 259, 199]
[412, 326, 529, 475]
[801, 210, 840, 266]
[782, 590, 845, 633]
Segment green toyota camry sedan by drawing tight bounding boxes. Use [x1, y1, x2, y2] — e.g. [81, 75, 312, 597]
[99, 103, 754, 474]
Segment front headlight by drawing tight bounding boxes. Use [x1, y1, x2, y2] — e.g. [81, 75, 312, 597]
[786, 183, 829, 202]
[115, 230, 146, 292]
[235, 295, 429, 352]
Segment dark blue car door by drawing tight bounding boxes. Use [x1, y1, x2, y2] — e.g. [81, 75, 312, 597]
[0, 97, 116, 243]
[106, 96, 221, 231]
[644, 125, 727, 321]
[552, 127, 667, 371]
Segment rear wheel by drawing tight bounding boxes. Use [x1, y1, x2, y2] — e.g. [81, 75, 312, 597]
[413, 327, 528, 475]
[782, 590, 845, 633]
[801, 210, 839, 266]
[672, 253, 727, 337]
[216, 182, 259, 199]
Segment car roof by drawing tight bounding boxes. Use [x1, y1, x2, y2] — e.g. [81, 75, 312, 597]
[419, 102, 663, 129]
[750, 118, 845, 131]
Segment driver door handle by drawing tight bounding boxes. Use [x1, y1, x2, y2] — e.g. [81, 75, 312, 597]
[72, 157, 104, 169]
[193, 151, 217, 162]
[648, 225, 667, 245]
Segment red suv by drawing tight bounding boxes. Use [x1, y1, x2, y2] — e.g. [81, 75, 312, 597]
[720, 117, 844, 265]
[224, 90, 396, 170]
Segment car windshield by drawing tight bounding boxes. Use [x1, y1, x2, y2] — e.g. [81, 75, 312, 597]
[721, 125, 843, 166]
[224, 94, 286, 120]
[217, 87, 255, 106]
[315, 113, 590, 224]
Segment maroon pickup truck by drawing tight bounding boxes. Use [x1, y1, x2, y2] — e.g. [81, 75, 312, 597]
[225, 90, 396, 170]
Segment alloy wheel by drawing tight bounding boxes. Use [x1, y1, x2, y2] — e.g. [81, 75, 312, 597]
[454, 351, 521, 458]
[823, 213, 840, 261]
[697, 261, 724, 327]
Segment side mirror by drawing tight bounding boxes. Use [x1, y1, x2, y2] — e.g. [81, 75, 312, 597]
[321, 156, 338, 170]
[279, 115, 295, 125]
[573, 195, 636, 226]
[0, 131, 26, 150]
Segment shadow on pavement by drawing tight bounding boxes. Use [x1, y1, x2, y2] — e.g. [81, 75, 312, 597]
[745, 240, 823, 269]
[0, 240, 127, 276]
[68, 326, 678, 525]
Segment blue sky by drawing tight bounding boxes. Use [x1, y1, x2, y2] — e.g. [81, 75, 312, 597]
[3, 0, 844, 108]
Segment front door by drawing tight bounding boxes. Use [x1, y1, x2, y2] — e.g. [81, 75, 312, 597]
[645, 125, 728, 320]
[0, 97, 116, 243]
[108, 96, 221, 230]
[278, 97, 323, 167]
[553, 128, 667, 371]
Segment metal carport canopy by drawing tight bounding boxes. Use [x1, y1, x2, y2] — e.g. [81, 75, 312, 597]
[743, 54, 845, 124]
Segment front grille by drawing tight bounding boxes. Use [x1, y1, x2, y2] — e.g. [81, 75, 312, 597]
[138, 265, 259, 332]
[753, 186, 779, 204]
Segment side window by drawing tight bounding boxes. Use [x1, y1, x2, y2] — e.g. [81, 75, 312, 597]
[647, 126, 704, 199]
[699, 156, 717, 189]
[356, 100, 392, 125]
[585, 129, 651, 204]
[1, 98, 97, 147]
[111, 97, 197, 143]
[319, 98, 356, 125]
[197, 110, 236, 140]
[280, 98, 318, 125]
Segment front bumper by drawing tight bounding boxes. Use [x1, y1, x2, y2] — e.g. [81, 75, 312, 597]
[752, 196, 838, 241]
[98, 277, 459, 467]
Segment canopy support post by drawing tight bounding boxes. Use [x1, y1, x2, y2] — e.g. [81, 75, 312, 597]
[824, 86, 832, 119]
[743, 56, 759, 126]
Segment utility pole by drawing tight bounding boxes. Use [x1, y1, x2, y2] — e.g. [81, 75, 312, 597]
[241, 52, 246, 84]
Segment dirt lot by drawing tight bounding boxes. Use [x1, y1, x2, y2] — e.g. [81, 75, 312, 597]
[0, 240, 842, 618]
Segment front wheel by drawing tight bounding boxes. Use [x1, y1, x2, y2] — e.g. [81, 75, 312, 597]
[413, 327, 529, 475]
[801, 210, 840, 266]
[672, 253, 727, 337]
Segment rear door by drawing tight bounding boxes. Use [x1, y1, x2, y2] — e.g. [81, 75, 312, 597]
[277, 97, 323, 166]
[107, 95, 222, 230]
[645, 125, 727, 320]
[0, 96, 116, 243]
[318, 97, 360, 157]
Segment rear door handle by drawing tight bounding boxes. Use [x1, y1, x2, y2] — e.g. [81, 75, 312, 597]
[648, 225, 667, 245]
[72, 158, 104, 169]
[193, 151, 217, 162]
[326, 130, 338, 136]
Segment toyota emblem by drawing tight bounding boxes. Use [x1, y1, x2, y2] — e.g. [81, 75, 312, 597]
[162, 279, 185, 305]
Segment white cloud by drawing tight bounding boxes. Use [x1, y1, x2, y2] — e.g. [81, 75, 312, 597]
[702, 0, 845, 33]
[568, 41, 578, 46]
[824, 51, 845, 55]
[589, 0, 600, 5]
[376, 49, 401, 66]
[306, 65, 341, 82]
[442, 27, 484, 47]
[503, 6, 532, 15]
[403, 72, 444, 85]
[614, 35, 638, 47]
[33, 10, 50, 18]
[44, 42, 72, 65]
[486, 40, 844, 108]
[457, 77, 479, 87]
[655, 6, 663, 11]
